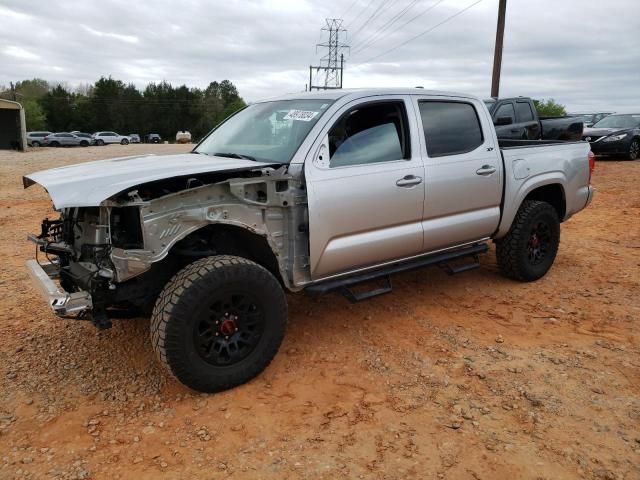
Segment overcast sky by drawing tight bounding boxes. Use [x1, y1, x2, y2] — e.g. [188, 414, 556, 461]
[1, 0, 638, 111]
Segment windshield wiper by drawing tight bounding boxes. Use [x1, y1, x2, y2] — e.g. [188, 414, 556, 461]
[213, 152, 257, 161]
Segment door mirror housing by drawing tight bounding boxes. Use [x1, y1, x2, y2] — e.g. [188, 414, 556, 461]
[314, 134, 330, 168]
[495, 116, 513, 126]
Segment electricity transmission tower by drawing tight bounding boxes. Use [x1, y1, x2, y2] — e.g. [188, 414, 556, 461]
[308, 18, 349, 90]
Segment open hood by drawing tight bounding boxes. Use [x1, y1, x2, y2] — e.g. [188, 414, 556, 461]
[23, 153, 276, 209]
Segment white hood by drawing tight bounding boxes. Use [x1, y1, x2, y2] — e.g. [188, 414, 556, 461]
[24, 153, 275, 209]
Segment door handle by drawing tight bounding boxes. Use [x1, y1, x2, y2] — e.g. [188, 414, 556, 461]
[396, 175, 423, 187]
[476, 165, 497, 176]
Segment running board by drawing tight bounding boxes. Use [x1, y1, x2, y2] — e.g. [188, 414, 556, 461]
[306, 243, 488, 302]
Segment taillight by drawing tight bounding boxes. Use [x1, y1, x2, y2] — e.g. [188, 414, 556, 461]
[588, 150, 595, 183]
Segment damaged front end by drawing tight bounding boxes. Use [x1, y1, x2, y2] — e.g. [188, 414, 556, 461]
[25, 158, 310, 329]
[27, 208, 128, 328]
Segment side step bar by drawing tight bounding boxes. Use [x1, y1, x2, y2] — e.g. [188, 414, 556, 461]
[306, 243, 488, 302]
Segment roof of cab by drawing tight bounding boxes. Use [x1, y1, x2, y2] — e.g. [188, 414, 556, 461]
[259, 88, 478, 103]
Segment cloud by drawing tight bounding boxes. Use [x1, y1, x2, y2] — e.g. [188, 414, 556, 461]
[3, 46, 40, 61]
[0, 0, 638, 112]
[81, 25, 139, 44]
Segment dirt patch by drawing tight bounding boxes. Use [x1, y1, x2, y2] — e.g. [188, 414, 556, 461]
[0, 145, 638, 479]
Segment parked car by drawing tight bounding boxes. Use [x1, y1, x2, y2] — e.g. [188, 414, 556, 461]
[129, 134, 141, 143]
[92, 132, 130, 146]
[176, 131, 192, 144]
[583, 113, 640, 160]
[145, 133, 161, 144]
[43, 132, 91, 147]
[27, 131, 53, 147]
[71, 132, 95, 143]
[484, 97, 583, 141]
[567, 112, 613, 128]
[23, 88, 594, 392]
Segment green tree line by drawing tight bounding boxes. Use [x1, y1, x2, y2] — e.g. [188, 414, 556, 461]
[0, 77, 246, 142]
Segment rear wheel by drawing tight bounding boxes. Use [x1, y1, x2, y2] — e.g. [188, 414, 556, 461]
[31, 141, 40, 147]
[496, 200, 560, 281]
[80, 140, 89, 147]
[151, 255, 287, 392]
[121, 138, 129, 145]
[628, 139, 639, 160]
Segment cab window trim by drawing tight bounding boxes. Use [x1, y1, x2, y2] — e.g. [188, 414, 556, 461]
[327, 99, 412, 169]
[418, 99, 485, 158]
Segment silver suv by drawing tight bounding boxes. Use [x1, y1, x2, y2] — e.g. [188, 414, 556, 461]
[26, 131, 52, 147]
[92, 131, 130, 146]
[43, 132, 91, 147]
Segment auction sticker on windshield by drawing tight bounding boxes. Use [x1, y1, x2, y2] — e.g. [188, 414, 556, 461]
[284, 110, 319, 121]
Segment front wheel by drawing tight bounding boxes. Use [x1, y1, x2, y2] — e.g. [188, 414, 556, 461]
[96, 139, 104, 146]
[151, 255, 287, 392]
[495, 200, 560, 281]
[628, 139, 639, 160]
[80, 140, 89, 147]
[50, 141, 60, 147]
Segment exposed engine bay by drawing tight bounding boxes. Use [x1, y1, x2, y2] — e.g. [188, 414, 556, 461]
[28, 165, 310, 329]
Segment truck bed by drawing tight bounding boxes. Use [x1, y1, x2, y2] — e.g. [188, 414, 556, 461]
[498, 139, 586, 149]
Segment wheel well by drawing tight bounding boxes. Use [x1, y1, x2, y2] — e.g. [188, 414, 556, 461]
[169, 224, 281, 281]
[524, 184, 566, 220]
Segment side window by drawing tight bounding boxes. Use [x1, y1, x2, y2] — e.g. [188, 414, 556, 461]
[515, 101, 534, 122]
[328, 101, 409, 168]
[495, 102, 516, 122]
[419, 101, 484, 157]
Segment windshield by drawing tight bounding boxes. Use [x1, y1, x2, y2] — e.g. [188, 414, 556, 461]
[195, 99, 334, 163]
[592, 115, 640, 129]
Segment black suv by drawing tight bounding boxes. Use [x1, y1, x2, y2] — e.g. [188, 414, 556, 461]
[145, 133, 162, 144]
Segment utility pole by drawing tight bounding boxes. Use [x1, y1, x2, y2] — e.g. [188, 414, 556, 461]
[309, 18, 349, 90]
[490, 0, 507, 98]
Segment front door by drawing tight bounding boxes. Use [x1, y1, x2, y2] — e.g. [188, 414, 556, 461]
[306, 97, 425, 279]
[413, 97, 503, 251]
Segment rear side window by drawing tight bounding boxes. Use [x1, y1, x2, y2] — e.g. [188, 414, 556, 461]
[495, 102, 515, 122]
[419, 101, 484, 157]
[328, 101, 409, 168]
[515, 101, 534, 122]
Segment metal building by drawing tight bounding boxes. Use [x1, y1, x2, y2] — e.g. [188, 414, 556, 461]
[0, 98, 27, 151]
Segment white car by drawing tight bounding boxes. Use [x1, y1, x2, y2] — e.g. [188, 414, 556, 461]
[92, 131, 130, 146]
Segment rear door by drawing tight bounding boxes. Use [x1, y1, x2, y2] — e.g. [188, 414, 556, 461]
[514, 100, 540, 139]
[305, 96, 425, 279]
[413, 96, 503, 251]
[492, 100, 518, 139]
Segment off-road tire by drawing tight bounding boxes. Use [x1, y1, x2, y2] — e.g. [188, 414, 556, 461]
[495, 200, 560, 282]
[150, 255, 287, 392]
[121, 138, 129, 145]
[628, 139, 639, 160]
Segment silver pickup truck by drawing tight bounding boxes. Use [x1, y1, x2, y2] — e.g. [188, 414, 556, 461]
[23, 88, 594, 392]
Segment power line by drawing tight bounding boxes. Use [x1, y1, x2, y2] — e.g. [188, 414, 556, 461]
[352, 0, 484, 67]
[351, 0, 421, 52]
[353, 0, 447, 55]
[340, 0, 360, 20]
[349, 0, 391, 44]
[344, 0, 376, 31]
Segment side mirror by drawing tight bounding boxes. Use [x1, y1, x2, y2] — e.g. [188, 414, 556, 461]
[495, 116, 513, 126]
[314, 134, 330, 168]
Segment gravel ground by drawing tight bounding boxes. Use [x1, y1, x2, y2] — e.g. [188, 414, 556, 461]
[0, 144, 638, 480]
